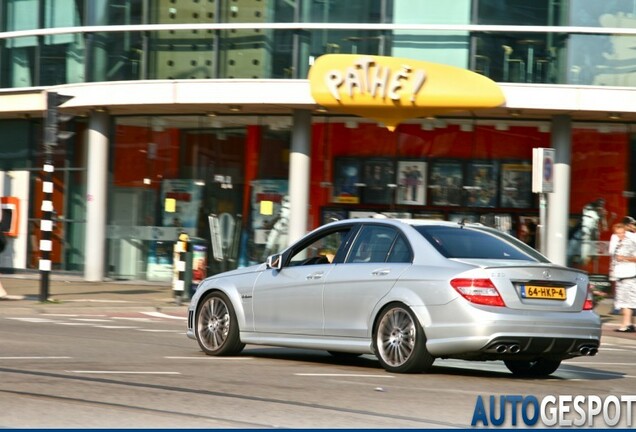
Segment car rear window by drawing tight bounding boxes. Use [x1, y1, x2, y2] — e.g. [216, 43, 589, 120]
[415, 225, 547, 261]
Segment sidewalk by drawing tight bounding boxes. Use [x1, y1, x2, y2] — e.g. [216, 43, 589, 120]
[0, 272, 188, 316]
[0, 272, 634, 344]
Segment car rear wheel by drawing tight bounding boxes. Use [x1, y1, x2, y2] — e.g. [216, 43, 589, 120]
[195, 291, 245, 356]
[373, 304, 434, 373]
[503, 359, 561, 377]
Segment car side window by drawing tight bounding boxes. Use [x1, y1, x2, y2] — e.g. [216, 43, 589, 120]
[288, 228, 350, 266]
[346, 225, 398, 264]
[387, 235, 412, 263]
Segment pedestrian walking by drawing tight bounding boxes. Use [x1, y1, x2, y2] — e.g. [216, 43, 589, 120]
[609, 215, 636, 254]
[610, 222, 636, 332]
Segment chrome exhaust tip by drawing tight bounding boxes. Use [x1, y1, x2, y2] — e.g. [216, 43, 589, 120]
[495, 344, 508, 353]
[508, 344, 521, 354]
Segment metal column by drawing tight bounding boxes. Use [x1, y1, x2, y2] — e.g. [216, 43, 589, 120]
[287, 110, 312, 246]
[546, 115, 572, 266]
[84, 110, 109, 281]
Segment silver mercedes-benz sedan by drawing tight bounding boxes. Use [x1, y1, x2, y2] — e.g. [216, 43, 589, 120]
[186, 218, 601, 376]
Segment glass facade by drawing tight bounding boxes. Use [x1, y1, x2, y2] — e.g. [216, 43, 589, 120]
[3, 0, 636, 85]
[0, 0, 635, 281]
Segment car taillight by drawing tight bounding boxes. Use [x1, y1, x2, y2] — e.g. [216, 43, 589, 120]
[583, 284, 594, 311]
[450, 278, 506, 307]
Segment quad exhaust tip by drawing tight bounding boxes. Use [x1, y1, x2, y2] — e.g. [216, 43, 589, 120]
[493, 343, 521, 354]
[578, 345, 598, 356]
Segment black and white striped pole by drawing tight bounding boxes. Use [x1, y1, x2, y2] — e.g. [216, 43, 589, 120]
[40, 91, 74, 302]
[173, 232, 190, 305]
[39, 162, 54, 302]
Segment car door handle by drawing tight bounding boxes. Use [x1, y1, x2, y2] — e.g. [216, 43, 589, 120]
[306, 272, 324, 280]
[372, 269, 390, 276]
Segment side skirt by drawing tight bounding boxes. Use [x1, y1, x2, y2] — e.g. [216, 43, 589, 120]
[240, 332, 373, 354]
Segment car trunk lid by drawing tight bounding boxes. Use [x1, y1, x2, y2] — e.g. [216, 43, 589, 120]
[451, 259, 589, 312]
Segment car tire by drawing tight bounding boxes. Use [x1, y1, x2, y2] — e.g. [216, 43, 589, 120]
[503, 359, 561, 377]
[372, 303, 434, 374]
[195, 291, 245, 356]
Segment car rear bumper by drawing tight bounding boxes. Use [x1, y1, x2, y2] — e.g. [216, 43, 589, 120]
[415, 303, 601, 360]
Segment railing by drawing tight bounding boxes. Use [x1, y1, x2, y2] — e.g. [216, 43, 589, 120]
[1, 23, 635, 87]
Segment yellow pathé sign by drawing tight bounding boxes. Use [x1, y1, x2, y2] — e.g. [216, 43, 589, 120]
[308, 54, 505, 131]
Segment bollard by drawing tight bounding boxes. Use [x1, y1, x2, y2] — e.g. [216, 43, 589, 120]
[172, 232, 190, 306]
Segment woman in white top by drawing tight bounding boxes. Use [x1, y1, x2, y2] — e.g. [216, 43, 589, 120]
[609, 216, 636, 254]
[611, 222, 636, 332]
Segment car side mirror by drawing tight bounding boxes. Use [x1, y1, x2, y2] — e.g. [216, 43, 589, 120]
[266, 254, 282, 270]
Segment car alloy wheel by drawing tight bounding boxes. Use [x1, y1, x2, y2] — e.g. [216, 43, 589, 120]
[195, 291, 245, 356]
[373, 304, 434, 373]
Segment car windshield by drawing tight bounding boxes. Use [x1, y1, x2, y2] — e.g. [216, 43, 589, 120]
[415, 225, 548, 262]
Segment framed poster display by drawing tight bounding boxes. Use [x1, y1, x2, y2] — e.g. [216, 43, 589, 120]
[413, 211, 445, 220]
[500, 162, 533, 208]
[321, 208, 348, 224]
[332, 158, 362, 204]
[349, 210, 378, 219]
[428, 160, 463, 206]
[478, 212, 512, 232]
[464, 161, 498, 207]
[448, 213, 479, 223]
[250, 179, 289, 263]
[396, 160, 426, 205]
[362, 158, 395, 205]
[383, 211, 412, 219]
[349, 211, 412, 219]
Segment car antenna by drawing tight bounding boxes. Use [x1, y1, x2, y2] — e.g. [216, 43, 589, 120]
[459, 218, 466, 228]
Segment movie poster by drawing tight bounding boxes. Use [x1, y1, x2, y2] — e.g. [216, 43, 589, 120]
[500, 163, 533, 208]
[428, 160, 463, 206]
[250, 179, 289, 263]
[464, 161, 498, 207]
[332, 158, 362, 204]
[362, 158, 395, 205]
[396, 160, 427, 205]
[161, 179, 203, 228]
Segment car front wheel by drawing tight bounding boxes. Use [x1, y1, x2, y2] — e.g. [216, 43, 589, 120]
[504, 359, 561, 377]
[195, 291, 245, 356]
[373, 304, 434, 373]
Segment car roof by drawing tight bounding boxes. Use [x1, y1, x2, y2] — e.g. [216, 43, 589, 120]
[324, 217, 475, 229]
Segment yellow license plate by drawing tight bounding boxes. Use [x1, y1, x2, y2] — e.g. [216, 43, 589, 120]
[521, 285, 566, 300]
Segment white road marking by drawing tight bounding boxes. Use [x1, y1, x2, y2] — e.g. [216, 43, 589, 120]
[6, 317, 54, 323]
[164, 356, 254, 360]
[596, 347, 634, 352]
[112, 317, 153, 322]
[142, 311, 186, 321]
[70, 318, 112, 322]
[41, 314, 79, 317]
[68, 371, 181, 375]
[55, 322, 98, 326]
[42, 313, 108, 318]
[294, 373, 395, 378]
[65, 299, 131, 303]
[136, 329, 183, 333]
[94, 325, 139, 329]
[0, 356, 71, 360]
